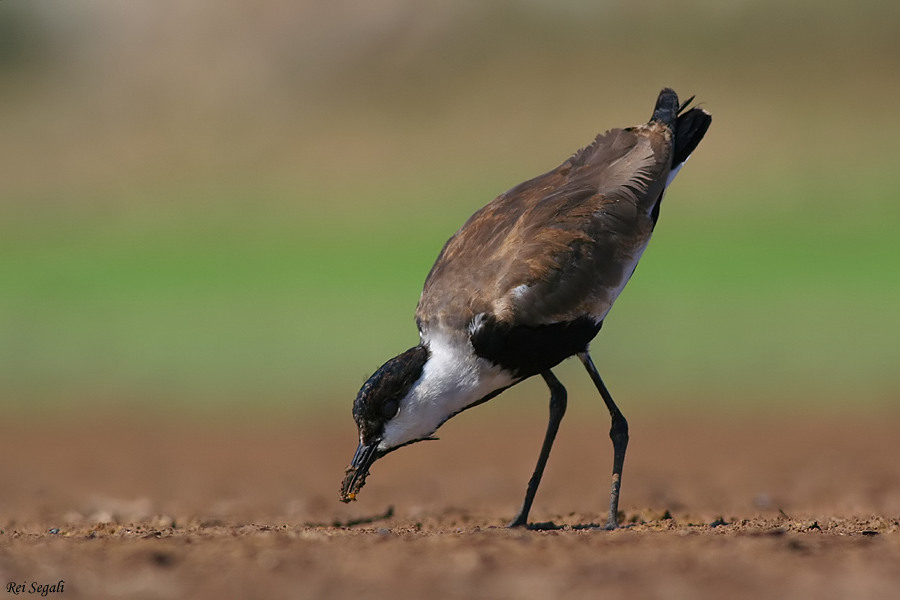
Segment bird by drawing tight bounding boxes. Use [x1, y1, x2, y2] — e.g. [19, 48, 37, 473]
[339, 88, 711, 529]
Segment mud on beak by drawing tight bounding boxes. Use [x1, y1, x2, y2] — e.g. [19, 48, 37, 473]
[340, 442, 381, 502]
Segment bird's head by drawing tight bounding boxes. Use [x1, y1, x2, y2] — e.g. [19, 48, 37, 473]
[340, 344, 432, 502]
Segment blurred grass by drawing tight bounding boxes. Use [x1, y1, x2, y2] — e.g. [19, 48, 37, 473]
[1, 0, 899, 416]
[2, 168, 898, 415]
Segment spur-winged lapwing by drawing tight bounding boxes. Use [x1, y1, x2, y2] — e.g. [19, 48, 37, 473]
[340, 88, 711, 529]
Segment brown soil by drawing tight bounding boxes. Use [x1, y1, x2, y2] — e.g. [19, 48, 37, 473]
[1, 410, 898, 599]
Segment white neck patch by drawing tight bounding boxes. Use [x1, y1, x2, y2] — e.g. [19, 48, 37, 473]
[379, 331, 516, 450]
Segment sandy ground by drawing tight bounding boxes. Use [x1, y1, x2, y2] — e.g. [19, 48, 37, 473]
[1, 407, 898, 599]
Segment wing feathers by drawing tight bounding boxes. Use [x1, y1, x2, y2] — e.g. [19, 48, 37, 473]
[417, 119, 677, 334]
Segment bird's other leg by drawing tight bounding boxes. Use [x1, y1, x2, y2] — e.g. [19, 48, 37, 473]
[578, 351, 628, 530]
[508, 370, 567, 528]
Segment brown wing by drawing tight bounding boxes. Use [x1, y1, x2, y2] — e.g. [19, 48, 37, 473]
[416, 122, 673, 333]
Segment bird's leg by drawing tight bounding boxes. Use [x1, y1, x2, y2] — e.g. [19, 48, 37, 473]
[578, 351, 628, 530]
[508, 370, 567, 528]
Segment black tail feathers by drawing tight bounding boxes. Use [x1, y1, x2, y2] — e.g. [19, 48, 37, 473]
[672, 105, 711, 165]
[651, 88, 712, 165]
[651, 88, 680, 128]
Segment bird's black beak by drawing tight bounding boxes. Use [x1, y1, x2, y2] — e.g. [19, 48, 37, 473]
[340, 442, 381, 502]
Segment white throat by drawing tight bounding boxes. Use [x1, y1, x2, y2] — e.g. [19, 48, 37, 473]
[378, 331, 515, 451]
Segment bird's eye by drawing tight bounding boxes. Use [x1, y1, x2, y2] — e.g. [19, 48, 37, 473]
[382, 398, 400, 419]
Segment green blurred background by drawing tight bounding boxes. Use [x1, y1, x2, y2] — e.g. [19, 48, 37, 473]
[1, 0, 898, 420]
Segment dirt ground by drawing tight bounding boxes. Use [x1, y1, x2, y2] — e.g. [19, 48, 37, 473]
[1, 407, 898, 600]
